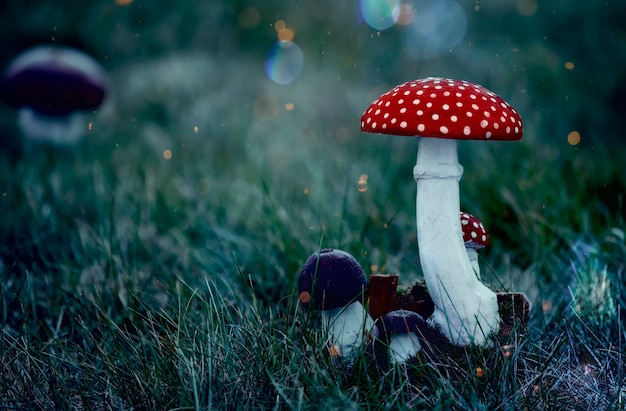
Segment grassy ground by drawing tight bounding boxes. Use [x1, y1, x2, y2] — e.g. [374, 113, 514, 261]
[1, 51, 625, 409]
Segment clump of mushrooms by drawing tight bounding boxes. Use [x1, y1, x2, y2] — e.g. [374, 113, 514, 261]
[0, 44, 107, 145]
[361, 77, 523, 346]
[298, 248, 374, 360]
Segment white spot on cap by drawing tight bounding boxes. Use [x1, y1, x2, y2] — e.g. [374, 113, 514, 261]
[451, 115, 458, 122]
[440, 126, 449, 134]
[432, 113, 439, 120]
[413, 99, 420, 105]
[417, 124, 425, 132]
[480, 120, 488, 128]
[400, 121, 407, 128]
[443, 104, 450, 110]
[463, 126, 471, 135]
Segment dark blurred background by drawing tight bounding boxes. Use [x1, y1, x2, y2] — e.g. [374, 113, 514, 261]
[1, 0, 625, 147]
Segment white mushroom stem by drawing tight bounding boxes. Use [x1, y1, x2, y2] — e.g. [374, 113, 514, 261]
[388, 332, 421, 365]
[18, 108, 88, 145]
[321, 301, 374, 359]
[465, 247, 481, 279]
[413, 137, 499, 346]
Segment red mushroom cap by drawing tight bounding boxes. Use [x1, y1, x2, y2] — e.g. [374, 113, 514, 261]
[361, 77, 523, 141]
[460, 211, 489, 249]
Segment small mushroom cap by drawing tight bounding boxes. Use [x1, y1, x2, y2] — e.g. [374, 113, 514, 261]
[361, 77, 523, 141]
[0, 45, 107, 116]
[298, 248, 368, 311]
[460, 211, 489, 249]
[377, 309, 428, 342]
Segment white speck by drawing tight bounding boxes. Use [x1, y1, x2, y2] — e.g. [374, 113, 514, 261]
[426, 102, 433, 108]
[486, 131, 492, 138]
[391, 118, 397, 124]
[382, 124, 387, 129]
[398, 99, 404, 104]
[515, 127, 519, 133]
[480, 120, 488, 128]
[471, 231, 477, 238]
[400, 108, 407, 114]
[384, 113, 389, 119]
[430, 93, 437, 98]
[372, 122, 377, 129]
[375, 109, 381, 115]
[463, 126, 471, 135]
[493, 123, 499, 129]
[456, 92, 462, 97]
[440, 126, 449, 134]
[404, 90, 410, 96]
[432, 113, 440, 120]
[417, 110, 423, 116]
[385, 101, 391, 107]
[472, 104, 479, 110]
[444, 91, 450, 96]
[506, 126, 511, 133]
[466, 112, 473, 117]
[417, 90, 424, 95]
[470, 94, 477, 99]
[413, 99, 420, 105]
[400, 121, 408, 128]
[417, 124, 425, 132]
[443, 104, 450, 110]
[484, 111, 490, 117]
[451, 115, 458, 122]
[366, 117, 371, 124]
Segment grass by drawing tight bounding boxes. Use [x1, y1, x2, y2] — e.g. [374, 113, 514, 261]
[1, 53, 625, 409]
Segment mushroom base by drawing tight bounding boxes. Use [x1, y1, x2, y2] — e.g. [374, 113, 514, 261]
[18, 108, 88, 145]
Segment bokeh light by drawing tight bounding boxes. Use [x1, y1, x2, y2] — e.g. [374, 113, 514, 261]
[163, 149, 172, 160]
[565, 61, 575, 70]
[402, 0, 467, 61]
[265, 41, 305, 84]
[360, 0, 401, 31]
[567, 130, 581, 145]
[357, 174, 369, 192]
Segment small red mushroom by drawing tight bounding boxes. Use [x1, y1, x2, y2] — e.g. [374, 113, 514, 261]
[460, 211, 489, 279]
[361, 77, 523, 346]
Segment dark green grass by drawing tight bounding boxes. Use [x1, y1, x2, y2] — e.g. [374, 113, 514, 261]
[1, 57, 625, 409]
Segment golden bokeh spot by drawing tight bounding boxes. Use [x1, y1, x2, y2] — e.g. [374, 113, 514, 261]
[564, 61, 575, 70]
[278, 28, 294, 42]
[299, 291, 311, 304]
[238, 7, 260, 29]
[193, 125, 199, 133]
[163, 149, 172, 160]
[328, 345, 340, 357]
[285, 102, 294, 111]
[274, 20, 286, 32]
[370, 264, 379, 273]
[567, 130, 581, 145]
[303, 188, 309, 195]
[88, 121, 93, 131]
[396, 4, 415, 25]
[475, 367, 484, 377]
[114, 0, 133, 5]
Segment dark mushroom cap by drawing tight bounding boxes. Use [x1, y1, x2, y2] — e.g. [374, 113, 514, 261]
[377, 310, 428, 342]
[0, 45, 107, 116]
[298, 248, 367, 311]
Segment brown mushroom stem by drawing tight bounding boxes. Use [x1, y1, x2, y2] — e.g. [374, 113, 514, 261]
[413, 137, 500, 346]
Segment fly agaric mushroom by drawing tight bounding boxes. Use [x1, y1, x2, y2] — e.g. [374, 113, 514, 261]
[298, 248, 374, 360]
[361, 77, 523, 346]
[0, 44, 107, 144]
[461, 211, 489, 279]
